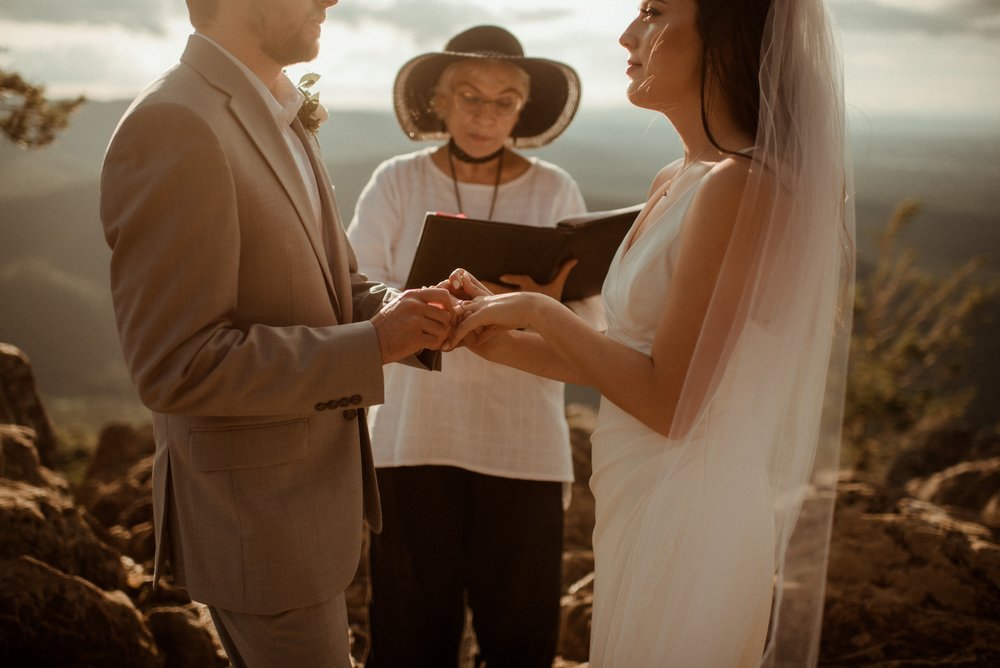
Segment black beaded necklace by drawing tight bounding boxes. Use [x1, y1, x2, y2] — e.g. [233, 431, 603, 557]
[447, 138, 504, 221]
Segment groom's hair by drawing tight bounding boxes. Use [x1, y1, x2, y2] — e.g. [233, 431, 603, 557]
[186, 0, 219, 29]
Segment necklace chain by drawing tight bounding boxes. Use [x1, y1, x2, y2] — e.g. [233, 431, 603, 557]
[447, 144, 504, 221]
[661, 146, 714, 199]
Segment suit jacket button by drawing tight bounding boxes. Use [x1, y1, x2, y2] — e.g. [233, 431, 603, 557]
[350, 394, 362, 405]
[326, 400, 338, 410]
[315, 402, 328, 411]
[338, 397, 352, 407]
[342, 409, 357, 420]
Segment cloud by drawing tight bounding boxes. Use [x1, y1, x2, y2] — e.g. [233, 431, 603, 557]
[0, 0, 177, 34]
[330, 0, 571, 46]
[832, 0, 1000, 38]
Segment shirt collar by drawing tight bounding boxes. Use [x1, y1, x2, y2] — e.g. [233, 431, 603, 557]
[193, 32, 303, 128]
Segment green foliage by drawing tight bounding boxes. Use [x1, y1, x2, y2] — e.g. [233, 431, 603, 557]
[843, 200, 994, 475]
[0, 66, 85, 148]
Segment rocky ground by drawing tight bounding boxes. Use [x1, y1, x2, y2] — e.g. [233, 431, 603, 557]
[1, 342, 999, 666]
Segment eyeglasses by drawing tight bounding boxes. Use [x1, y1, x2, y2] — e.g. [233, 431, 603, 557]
[452, 89, 525, 117]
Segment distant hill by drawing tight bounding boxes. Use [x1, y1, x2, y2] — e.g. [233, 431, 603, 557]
[0, 102, 997, 429]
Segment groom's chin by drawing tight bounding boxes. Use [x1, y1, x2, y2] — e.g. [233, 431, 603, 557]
[264, 37, 321, 67]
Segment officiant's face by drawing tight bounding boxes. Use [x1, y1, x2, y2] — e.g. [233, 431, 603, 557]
[250, 0, 337, 66]
[435, 61, 528, 159]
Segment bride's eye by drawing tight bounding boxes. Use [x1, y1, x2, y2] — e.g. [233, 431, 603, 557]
[639, 3, 661, 20]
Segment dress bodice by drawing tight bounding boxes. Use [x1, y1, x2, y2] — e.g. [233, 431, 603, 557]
[601, 173, 707, 356]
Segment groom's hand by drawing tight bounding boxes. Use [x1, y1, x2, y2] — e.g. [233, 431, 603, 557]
[371, 288, 457, 363]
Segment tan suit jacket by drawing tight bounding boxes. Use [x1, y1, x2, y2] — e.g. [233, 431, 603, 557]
[100, 36, 429, 614]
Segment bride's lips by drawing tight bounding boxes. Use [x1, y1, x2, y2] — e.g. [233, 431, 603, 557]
[626, 60, 642, 75]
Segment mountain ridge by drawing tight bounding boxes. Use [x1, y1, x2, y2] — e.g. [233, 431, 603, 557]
[1, 102, 996, 428]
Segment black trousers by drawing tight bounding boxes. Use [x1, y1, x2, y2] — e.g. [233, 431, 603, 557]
[365, 465, 565, 668]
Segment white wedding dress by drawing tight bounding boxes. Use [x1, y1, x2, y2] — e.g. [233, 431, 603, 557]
[588, 168, 777, 666]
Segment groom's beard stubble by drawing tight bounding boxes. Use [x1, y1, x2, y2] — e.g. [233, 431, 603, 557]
[250, 0, 323, 66]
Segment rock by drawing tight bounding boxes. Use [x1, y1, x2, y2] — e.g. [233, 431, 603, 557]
[558, 571, 594, 662]
[0, 555, 159, 667]
[127, 520, 156, 565]
[562, 549, 594, 593]
[822, 479, 1000, 665]
[0, 478, 124, 591]
[81, 455, 153, 530]
[145, 605, 228, 667]
[0, 423, 68, 491]
[0, 343, 59, 468]
[565, 404, 596, 551]
[84, 422, 155, 485]
[0, 423, 45, 486]
[908, 457, 1000, 530]
[75, 427, 157, 567]
[886, 427, 1000, 488]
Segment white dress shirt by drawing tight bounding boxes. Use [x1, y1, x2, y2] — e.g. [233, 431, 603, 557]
[194, 33, 322, 226]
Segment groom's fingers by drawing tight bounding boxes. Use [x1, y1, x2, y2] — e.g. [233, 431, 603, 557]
[372, 289, 462, 361]
[410, 287, 459, 313]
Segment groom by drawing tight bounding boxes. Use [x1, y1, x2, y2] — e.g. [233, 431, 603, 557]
[100, 0, 456, 665]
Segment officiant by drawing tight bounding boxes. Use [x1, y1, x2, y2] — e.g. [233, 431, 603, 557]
[345, 25, 598, 668]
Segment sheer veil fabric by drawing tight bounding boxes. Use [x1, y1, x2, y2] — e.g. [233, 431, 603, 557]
[592, 0, 854, 664]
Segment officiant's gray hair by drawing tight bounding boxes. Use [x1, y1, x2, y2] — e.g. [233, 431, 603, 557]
[430, 60, 531, 121]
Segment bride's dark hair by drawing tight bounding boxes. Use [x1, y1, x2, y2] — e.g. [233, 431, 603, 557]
[696, 0, 773, 152]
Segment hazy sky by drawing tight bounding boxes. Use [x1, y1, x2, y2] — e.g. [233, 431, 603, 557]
[1, 0, 998, 121]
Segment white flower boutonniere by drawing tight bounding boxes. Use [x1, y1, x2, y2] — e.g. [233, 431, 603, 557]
[296, 72, 328, 135]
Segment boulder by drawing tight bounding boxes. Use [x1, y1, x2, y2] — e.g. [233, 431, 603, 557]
[558, 571, 594, 662]
[81, 455, 154, 531]
[0, 423, 68, 491]
[0, 343, 59, 468]
[0, 478, 124, 591]
[84, 422, 155, 485]
[561, 549, 594, 594]
[908, 457, 1000, 530]
[565, 404, 596, 551]
[0, 555, 159, 667]
[145, 605, 228, 667]
[886, 427, 1000, 488]
[822, 480, 1000, 665]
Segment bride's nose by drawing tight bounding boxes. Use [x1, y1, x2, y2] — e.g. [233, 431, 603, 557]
[620, 21, 639, 50]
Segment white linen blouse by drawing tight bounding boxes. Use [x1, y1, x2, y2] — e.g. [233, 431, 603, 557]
[346, 147, 590, 482]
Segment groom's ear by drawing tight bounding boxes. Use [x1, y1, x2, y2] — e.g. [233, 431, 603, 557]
[185, 0, 218, 31]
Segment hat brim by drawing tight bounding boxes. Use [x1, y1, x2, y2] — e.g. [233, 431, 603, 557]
[393, 51, 581, 149]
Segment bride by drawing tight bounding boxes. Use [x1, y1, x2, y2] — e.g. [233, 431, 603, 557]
[444, 0, 854, 664]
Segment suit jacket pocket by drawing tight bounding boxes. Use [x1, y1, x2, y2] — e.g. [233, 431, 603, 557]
[189, 418, 309, 471]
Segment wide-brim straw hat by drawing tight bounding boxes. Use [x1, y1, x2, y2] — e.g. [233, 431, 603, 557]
[393, 25, 581, 149]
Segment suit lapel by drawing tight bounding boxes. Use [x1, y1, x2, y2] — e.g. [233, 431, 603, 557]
[180, 36, 343, 321]
[292, 121, 352, 324]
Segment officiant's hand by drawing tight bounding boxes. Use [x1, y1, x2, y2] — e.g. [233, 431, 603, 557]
[494, 258, 578, 300]
[371, 288, 458, 363]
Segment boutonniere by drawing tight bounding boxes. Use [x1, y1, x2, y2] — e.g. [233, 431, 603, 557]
[296, 72, 328, 135]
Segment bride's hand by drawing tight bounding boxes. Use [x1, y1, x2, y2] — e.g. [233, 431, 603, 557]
[444, 292, 539, 351]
